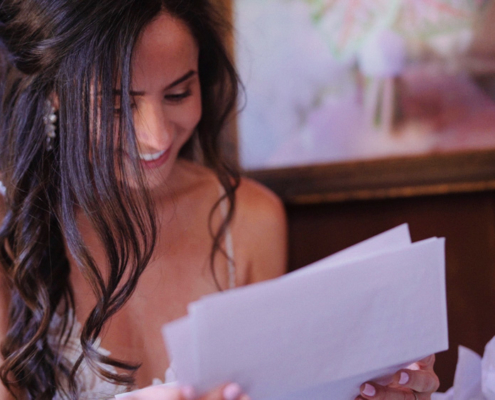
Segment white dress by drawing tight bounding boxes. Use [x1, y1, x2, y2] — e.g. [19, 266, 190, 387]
[49, 311, 130, 399]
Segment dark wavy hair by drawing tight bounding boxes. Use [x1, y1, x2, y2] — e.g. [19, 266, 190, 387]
[0, 0, 239, 398]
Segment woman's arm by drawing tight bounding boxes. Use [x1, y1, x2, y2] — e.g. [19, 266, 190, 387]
[233, 178, 288, 284]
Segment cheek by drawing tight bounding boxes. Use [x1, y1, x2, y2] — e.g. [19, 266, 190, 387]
[191, 96, 202, 129]
[185, 80, 202, 131]
[178, 95, 202, 134]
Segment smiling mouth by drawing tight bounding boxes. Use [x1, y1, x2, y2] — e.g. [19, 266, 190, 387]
[137, 147, 172, 169]
[139, 149, 167, 161]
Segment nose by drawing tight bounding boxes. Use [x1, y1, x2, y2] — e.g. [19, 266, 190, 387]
[134, 102, 174, 153]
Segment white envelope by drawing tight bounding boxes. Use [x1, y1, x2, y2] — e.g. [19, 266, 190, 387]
[163, 225, 448, 400]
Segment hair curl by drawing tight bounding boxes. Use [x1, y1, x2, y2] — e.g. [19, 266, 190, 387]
[0, 0, 240, 398]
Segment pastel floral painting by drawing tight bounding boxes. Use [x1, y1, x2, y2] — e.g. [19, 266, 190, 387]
[235, 0, 494, 170]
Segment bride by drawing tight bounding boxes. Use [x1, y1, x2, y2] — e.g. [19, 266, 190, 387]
[0, 0, 438, 399]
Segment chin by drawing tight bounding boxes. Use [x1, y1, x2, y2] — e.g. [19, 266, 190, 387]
[116, 155, 175, 193]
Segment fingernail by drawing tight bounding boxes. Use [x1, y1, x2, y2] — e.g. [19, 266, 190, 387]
[180, 386, 196, 400]
[223, 383, 243, 400]
[409, 362, 420, 371]
[399, 371, 410, 385]
[238, 395, 251, 400]
[362, 383, 376, 397]
[115, 392, 137, 399]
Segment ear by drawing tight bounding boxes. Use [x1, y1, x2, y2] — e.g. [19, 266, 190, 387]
[50, 93, 60, 111]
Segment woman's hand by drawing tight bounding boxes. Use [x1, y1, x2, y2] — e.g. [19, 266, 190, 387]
[115, 382, 250, 400]
[356, 355, 440, 400]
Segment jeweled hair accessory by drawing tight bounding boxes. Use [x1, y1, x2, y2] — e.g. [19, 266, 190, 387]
[43, 99, 57, 150]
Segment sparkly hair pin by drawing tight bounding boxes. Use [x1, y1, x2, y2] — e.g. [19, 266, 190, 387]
[43, 99, 57, 150]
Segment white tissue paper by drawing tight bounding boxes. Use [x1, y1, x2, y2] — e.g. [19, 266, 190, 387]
[433, 337, 495, 400]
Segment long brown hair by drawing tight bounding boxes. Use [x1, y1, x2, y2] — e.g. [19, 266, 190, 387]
[0, 0, 240, 398]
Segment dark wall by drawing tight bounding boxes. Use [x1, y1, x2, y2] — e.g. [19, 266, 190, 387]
[285, 190, 495, 391]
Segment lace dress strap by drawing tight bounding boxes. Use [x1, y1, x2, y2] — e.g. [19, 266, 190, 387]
[218, 184, 236, 289]
[49, 311, 129, 399]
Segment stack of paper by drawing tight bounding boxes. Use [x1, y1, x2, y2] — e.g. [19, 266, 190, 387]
[162, 224, 449, 399]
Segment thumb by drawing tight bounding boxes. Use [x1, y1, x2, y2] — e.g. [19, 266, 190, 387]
[199, 383, 250, 400]
[115, 384, 186, 400]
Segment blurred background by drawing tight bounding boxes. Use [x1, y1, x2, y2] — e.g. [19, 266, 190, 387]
[230, 0, 495, 391]
[236, 0, 493, 169]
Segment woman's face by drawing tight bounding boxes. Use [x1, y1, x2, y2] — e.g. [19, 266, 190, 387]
[123, 12, 202, 188]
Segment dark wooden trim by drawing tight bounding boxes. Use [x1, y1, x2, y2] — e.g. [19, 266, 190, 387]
[246, 149, 495, 204]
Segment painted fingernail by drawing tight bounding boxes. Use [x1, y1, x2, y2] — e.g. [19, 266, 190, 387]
[114, 393, 133, 399]
[409, 362, 420, 371]
[399, 371, 410, 385]
[223, 383, 243, 400]
[362, 383, 376, 397]
[180, 386, 196, 400]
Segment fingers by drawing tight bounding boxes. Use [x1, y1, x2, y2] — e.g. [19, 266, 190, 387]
[115, 383, 250, 400]
[356, 382, 419, 400]
[390, 368, 439, 394]
[356, 366, 439, 400]
[354, 354, 439, 400]
[415, 354, 436, 369]
[221, 383, 250, 400]
[199, 383, 250, 400]
[115, 385, 186, 399]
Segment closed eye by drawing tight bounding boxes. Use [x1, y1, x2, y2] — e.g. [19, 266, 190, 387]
[165, 90, 192, 103]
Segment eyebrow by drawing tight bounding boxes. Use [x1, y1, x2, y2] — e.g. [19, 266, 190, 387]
[113, 70, 197, 96]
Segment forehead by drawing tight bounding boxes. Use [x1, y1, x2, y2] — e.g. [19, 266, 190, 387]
[132, 13, 198, 85]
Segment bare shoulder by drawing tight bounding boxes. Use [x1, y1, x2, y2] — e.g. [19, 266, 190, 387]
[173, 161, 286, 231]
[235, 177, 286, 228]
[233, 177, 288, 284]
[169, 162, 288, 284]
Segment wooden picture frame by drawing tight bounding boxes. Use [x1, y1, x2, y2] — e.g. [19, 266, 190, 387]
[246, 150, 495, 204]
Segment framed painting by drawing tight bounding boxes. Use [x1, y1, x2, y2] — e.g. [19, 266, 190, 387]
[232, 0, 495, 204]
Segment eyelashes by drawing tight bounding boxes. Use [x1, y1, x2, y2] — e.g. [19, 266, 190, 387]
[113, 89, 193, 114]
[165, 89, 192, 103]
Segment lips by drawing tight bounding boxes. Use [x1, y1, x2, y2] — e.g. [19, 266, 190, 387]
[139, 149, 167, 161]
[139, 147, 171, 169]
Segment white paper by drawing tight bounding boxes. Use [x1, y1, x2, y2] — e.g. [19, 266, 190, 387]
[163, 223, 413, 386]
[482, 337, 495, 400]
[265, 364, 410, 400]
[454, 346, 483, 400]
[190, 238, 447, 398]
[432, 337, 495, 400]
[163, 225, 448, 400]
[163, 317, 196, 384]
[285, 223, 411, 279]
